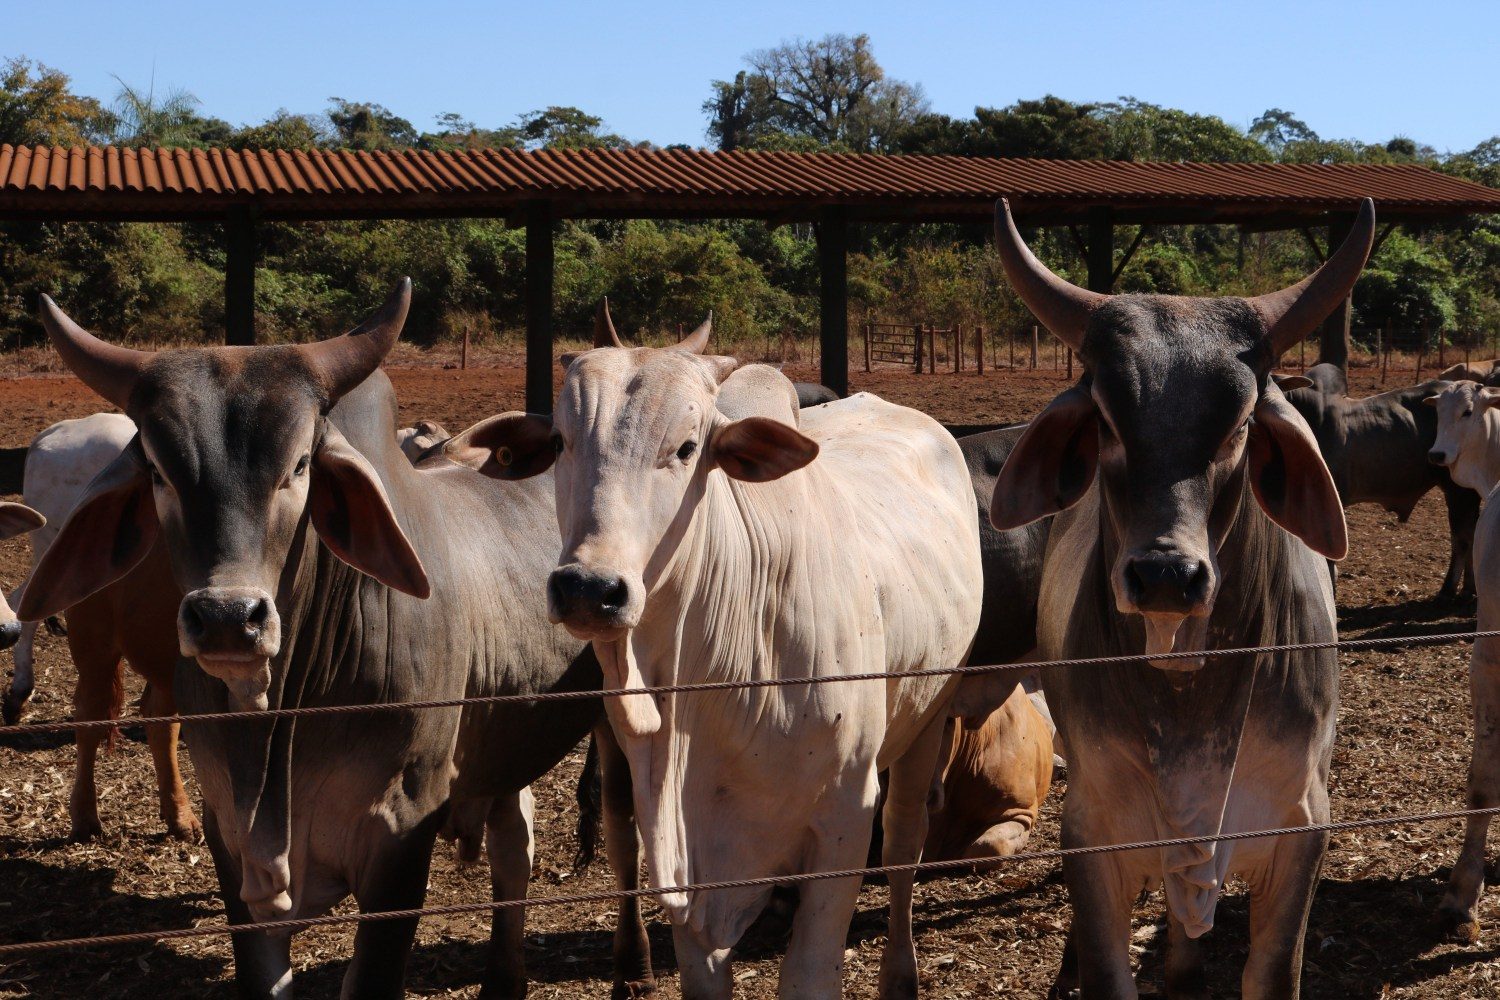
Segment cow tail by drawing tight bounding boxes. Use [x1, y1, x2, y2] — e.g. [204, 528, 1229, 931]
[573, 732, 603, 871]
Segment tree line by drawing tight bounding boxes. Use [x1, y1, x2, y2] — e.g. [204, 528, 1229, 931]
[1, 35, 1498, 352]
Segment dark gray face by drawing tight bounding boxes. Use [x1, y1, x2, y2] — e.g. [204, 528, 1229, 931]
[1084, 297, 1267, 631]
[134, 349, 324, 701]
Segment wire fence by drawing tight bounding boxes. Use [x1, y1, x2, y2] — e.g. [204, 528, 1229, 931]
[2, 628, 1495, 739]
[1, 625, 1495, 962]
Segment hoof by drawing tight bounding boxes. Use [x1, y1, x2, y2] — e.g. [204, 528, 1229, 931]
[611, 978, 658, 999]
[70, 819, 104, 843]
[1, 691, 25, 726]
[1435, 907, 1481, 944]
[167, 814, 204, 844]
[877, 970, 919, 1000]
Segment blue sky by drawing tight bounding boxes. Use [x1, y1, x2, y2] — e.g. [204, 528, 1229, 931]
[7, 0, 1496, 153]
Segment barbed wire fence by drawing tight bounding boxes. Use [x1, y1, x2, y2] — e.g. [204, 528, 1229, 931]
[1, 627, 1496, 959]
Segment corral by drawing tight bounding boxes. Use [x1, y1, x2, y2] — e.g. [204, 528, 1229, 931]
[0, 356, 1494, 998]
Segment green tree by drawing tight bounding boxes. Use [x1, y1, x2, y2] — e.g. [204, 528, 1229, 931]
[0, 57, 110, 146]
[326, 97, 418, 150]
[109, 76, 211, 147]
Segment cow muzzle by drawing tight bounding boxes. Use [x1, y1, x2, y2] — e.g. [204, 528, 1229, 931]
[547, 564, 641, 640]
[1116, 549, 1216, 670]
[179, 587, 281, 710]
[0, 618, 20, 651]
[1429, 448, 1452, 467]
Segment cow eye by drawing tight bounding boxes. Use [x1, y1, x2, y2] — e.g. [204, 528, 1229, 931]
[148, 464, 165, 488]
[551, 434, 565, 455]
[295, 455, 310, 476]
[677, 440, 697, 462]
[1465, 408, 1474, 418]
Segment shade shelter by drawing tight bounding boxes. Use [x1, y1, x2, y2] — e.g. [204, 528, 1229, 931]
[5, 144, 1500, 411]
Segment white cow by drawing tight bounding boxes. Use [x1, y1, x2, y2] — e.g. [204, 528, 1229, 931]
[1427, 381, 1500, 939]
[1427, 381, 1500, 494]
[3, 413, 134, 725]
[445, 315, 984, 999]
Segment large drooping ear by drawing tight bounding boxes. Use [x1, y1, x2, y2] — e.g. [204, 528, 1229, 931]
[712, 416, 819, 482]
[443, 412, 557, 480]
[1248, 388, 1347, 560]
[990, 384, 1099, 530]
[0, 503, 44, 541]
[1271, 374, 1313, 392]
[1478, 386, 1500, 411]
[309, 424, 431, 598]
[18, 442, 157, 621]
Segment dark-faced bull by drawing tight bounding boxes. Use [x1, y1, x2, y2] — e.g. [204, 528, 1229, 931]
[989, 198, 1372, 997]
[17, 285, 641, 999]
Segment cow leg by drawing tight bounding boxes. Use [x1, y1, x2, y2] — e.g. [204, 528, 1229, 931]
[1, 619, 39, 724]
[340, 809, 445, 1000]
[1059, 851, 1139, 998]
[878, 713, 949, 999]
[1163, 912, 1208, 1000]
[597, 724, 657, 998]
[1440, 481, 1479, 599]
[141, 681, 202, 842]
[1438, 634, 1500, 941]
[203, 809, 294, 999]
[67, 634, 122, 842]
[1242, 830, 1327, 1000]
[671, 928, 734, 999]
[480, 787, 535, 999]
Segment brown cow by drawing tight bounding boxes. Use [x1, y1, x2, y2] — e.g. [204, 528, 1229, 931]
[925, 683, 1053, 862]
[1440, 359, 1500, 385]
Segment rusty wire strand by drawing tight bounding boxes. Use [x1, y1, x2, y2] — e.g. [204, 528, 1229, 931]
[1, 804, 1495, 957]
[0, 628, 1492, 739]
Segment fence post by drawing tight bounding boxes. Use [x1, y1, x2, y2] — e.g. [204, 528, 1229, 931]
[863, 322, 871, 372]
[913, 323, 923, 374]
[1066, 347, 1073, 381]
[1031, 326, 1039, 369]
[461, 327, 470, 371]
[1417, 318, 1429, 382]
[976, 325, 984, 375]
[928, 326, 936, 374]
[1439, 324, 1446, 370]
[1381, 321, 1390, 384]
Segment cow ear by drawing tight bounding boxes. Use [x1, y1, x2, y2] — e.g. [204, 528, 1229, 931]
[310, 425, 431, 598]
[1248, 390, 1347, 560]
[1479, 387, 1500, 410]
[559, 352, 583, 370]
[1272, 374, 1313, 392]
[712, 416, 819, 482]
[0, 502, 44, 541]
[18, 442, 157, 621]
[990, 384, 1099, 530]
[1422, 395, 1440, 407]
[444, 413, 556, 480]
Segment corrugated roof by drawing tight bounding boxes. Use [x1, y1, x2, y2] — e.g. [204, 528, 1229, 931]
[2, 144, 1497, 225]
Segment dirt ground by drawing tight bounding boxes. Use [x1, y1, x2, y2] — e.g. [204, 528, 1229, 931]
[1, 357, 1498, 998]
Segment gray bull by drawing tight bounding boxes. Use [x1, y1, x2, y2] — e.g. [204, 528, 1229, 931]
[1283, 362, 1479, 598]
[17, 286, 648, 999]
[989, 198, 1372, 997]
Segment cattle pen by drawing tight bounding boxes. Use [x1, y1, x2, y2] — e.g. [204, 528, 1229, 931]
[0, 361, 1493, 998]
[6, 147, 1500, 996]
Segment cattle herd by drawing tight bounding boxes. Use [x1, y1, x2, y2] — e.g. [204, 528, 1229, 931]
[2, 195, 1500, 997]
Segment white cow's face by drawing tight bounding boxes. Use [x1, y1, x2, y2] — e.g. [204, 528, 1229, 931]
[1427, 381, 1500, 492]
[444, 346, 818, 642]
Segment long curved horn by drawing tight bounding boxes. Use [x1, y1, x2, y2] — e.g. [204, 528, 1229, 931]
[299, 278, 410, 402]
[676, 311, 712, 354]
[993, 198, 1106, 350]
[1250, 197, 1375, 357]
[594, 298, 625, 348]
[39, 295, 152, 410]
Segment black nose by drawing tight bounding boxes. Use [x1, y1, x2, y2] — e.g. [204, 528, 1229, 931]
[1124, 553, 1211, 614]
[1429, 450, 1447, 466]
[180, 594, 271, 653]
[0, 619, 20, 651]
[548, 566, 631, 624]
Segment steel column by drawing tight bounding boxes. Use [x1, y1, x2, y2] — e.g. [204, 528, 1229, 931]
[525, 201, 555, 414]
[817, 206, 849, 396]
[224, 208, 257, 346]
[1318, 213, 1355, 370]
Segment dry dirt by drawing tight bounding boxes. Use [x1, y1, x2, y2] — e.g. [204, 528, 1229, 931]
[1, 358, 1497, 997]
